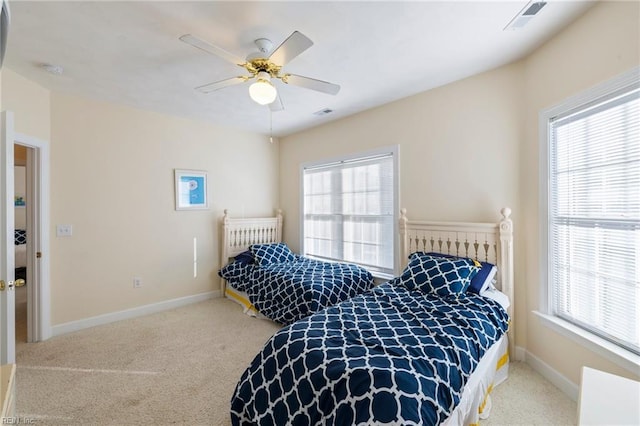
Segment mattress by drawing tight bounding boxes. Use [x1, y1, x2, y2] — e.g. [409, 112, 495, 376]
[444, 334, 509, 425]
[224, 284, 260, 318]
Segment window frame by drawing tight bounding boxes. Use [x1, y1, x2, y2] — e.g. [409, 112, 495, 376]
[537, 66, 640, 374]
[299, 145, 400, 279]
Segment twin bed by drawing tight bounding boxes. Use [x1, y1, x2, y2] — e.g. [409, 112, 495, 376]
[219, 209, 374, 325]
[219, 208, 514, 425]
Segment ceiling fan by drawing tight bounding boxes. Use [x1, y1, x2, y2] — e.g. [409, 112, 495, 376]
[179, 31, 340, 110]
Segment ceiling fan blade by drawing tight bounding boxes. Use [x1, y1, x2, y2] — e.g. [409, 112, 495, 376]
[268, 31, 313, 66]
[195, 76, 247, 94]
[180, 34, 245, 66]
[285, 74, 340, 95]
[269, 94, 284, 112]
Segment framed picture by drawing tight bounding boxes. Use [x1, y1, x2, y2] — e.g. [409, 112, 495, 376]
[174, 169, 209, 210]
[14, 195, 26, 207]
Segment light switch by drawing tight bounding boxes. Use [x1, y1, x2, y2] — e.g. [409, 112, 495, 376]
[56, 224, 73, 237]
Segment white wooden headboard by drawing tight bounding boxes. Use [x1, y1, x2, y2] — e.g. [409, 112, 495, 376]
[399, 207, 514, 356]
[220, 209, 283, 293]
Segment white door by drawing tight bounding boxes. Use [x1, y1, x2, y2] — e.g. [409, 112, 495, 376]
[1, 110, 16, 364]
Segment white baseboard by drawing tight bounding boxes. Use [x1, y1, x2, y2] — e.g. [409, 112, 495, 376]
[519, 347, 579, 401]
[52, 291, 219, 337]
[514, 345, 526, 362]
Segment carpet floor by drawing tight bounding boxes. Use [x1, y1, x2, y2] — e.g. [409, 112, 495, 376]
[14, 296, 577, 425]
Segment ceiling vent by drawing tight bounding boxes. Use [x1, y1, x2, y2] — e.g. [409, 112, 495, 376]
[504, 1, 547, 31]
[313, 108, 333, 116]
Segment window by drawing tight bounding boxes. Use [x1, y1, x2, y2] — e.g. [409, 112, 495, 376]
[541, 69, 639, 357]
[302, 148, 397, 277]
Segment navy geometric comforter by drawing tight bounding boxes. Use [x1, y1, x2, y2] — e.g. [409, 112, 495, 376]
[245, 258, 373, 325]
[230, 281, 509, 425]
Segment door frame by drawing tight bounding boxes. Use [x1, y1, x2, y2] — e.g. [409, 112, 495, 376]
[15, 132, 51, 342]
[1, 111, 16, 364]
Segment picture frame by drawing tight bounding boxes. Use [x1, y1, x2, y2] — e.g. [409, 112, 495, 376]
[14, 195, 26, 208]
[174, 169, 209, 211]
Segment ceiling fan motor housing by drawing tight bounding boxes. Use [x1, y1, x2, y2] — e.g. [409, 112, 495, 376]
[245, 58, 282, 79]
[246, 38, 273, 61]
[244, 38, 285, 79]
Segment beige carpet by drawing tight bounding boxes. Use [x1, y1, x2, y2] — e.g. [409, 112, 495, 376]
[14, 297, 577, 425]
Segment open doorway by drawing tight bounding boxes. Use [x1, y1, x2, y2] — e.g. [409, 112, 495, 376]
[13, 145, 27, 342]
[12, 133, 51, 344]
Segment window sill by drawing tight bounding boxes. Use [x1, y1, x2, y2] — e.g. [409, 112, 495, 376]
[371, 271, 395, 282]
[533, 311, 640, 375]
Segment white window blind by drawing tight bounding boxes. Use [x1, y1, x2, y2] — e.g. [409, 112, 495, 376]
[549, 85, 640, 355]
[303, 152, 395, 276]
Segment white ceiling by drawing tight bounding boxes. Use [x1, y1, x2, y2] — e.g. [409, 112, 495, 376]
[4, 1, 595, 137]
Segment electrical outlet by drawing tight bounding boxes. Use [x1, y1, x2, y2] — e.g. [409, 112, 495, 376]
[133, 277, 142, 288]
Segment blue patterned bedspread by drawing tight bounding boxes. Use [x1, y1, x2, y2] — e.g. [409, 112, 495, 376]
[245, 258, 373, 325]
[230, 281, 509, 425]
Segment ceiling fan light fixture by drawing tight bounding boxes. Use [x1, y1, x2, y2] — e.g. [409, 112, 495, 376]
[249, 71, 277, 105]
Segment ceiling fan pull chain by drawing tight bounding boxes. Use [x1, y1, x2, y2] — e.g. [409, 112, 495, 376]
[269, 110, 274, 144]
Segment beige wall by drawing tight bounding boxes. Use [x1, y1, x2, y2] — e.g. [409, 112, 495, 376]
[521, 0, 640, 384]
[2, 70, 279, 325]
[1, 69, 50, 142]
[280, 62, 522, 235]
[280, 63, 524, 341]
[280, 0, 640, 387]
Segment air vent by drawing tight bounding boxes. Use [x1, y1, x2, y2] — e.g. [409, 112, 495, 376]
[313, 108, 333, 116]
[522, 1, 546, 16]
[504, 1, 547, 31]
